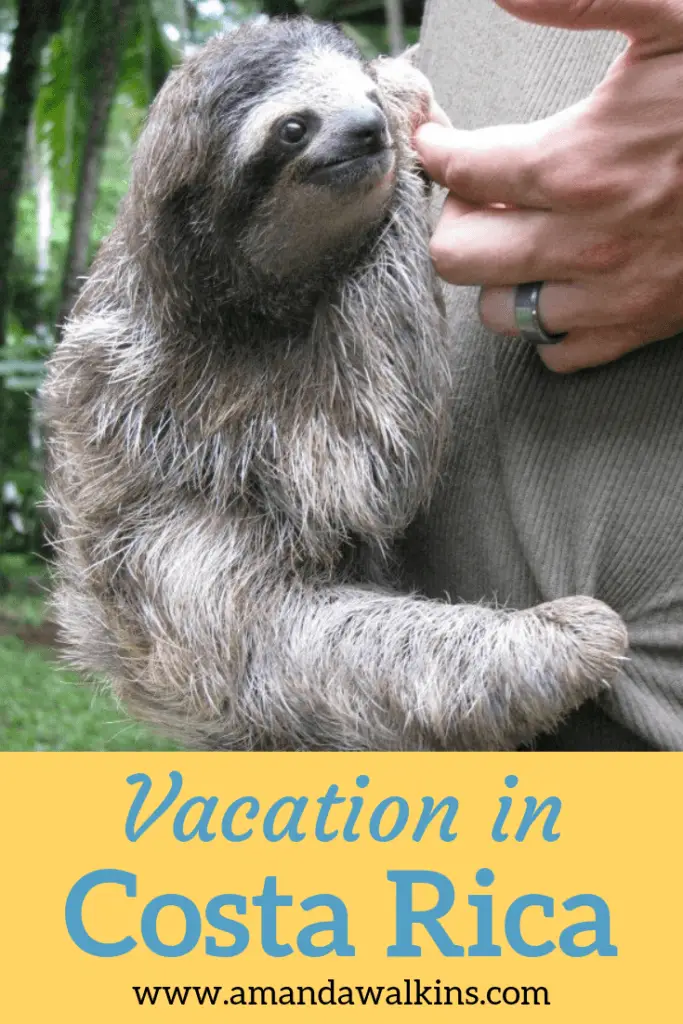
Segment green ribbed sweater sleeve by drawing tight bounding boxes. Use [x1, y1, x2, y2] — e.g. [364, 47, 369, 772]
[406, 0, 683, 749]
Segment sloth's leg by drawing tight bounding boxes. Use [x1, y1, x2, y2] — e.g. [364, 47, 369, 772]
[246, 585, 627, 751]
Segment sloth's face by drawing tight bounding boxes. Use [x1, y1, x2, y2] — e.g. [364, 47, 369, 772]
[235, 49, 395, 196]
[230, 47, 405, 277]
[135, 20, 430, 283]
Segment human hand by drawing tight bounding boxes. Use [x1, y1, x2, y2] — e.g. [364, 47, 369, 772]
[415, 0, 683, 373]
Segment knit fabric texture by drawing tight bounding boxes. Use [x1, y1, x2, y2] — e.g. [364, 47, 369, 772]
[406, 0, 683, 749]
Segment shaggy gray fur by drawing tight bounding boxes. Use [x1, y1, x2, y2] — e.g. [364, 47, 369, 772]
[43, 18, 627, 750]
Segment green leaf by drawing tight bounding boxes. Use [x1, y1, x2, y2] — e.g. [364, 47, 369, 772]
[120, 0, 177, 110]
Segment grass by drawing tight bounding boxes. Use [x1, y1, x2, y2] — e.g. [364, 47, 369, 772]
[0, 636, 177, 751]
[0, 553, 178, 751]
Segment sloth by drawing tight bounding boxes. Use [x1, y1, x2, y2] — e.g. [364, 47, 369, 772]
[42, 17, 627, 750]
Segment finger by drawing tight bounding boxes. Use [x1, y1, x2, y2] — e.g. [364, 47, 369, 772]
[535, 326, 652, 374]
[434, 192, 480, 222]
[479, 281, 625, 334]
[415, 120, 556, 208]
[430, 206, 611, 287]
[494, 0, 683, 39]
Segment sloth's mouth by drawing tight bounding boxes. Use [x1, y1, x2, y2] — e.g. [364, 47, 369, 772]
[305, 148, 394, 189]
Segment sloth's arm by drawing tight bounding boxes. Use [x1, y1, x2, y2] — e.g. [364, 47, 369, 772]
[94, 504, 627, 751]
[247, 584, 626, 751]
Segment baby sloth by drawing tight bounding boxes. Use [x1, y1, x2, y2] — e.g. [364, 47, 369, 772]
[43, 18, 627, 750]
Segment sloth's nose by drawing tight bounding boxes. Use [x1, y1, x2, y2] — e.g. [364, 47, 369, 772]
[338, 107, 388, 157]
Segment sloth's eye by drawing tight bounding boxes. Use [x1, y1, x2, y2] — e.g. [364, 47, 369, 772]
[279, 118, 308, 146]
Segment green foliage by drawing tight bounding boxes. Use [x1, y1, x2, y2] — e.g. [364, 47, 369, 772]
[0, 464, 44, 554]
[0, 552, 42, 581]
[0, 330, 51, 555]
[119, 0, 179, 111]
[1, 0, 188, 555]
[90, 94, 146, 250]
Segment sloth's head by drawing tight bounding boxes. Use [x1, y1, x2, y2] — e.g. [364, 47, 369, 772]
[127, 18, 430, 298]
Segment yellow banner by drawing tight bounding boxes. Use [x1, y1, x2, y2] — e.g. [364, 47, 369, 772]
[2, 753, 681, 1019]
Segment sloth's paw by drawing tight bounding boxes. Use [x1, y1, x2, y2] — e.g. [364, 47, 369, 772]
[530, 595, 629, 697]
[370, 55, 436, 134]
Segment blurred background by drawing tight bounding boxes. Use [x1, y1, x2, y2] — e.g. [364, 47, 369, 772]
[0, 0, 426, 750]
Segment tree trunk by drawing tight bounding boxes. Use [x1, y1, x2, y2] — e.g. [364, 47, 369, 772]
[58, 0, 135, 327]
[27, 120, 53, 283]
[384, 0, 405, 55]
[0, 0, 63, 347]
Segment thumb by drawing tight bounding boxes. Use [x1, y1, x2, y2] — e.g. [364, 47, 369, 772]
[494, 0, 683, 39]
[414, 119, 556, 207]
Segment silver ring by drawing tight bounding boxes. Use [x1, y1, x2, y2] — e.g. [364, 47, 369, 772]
[514, 281, 567, 345]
